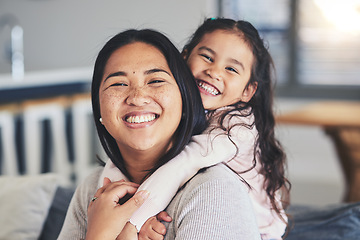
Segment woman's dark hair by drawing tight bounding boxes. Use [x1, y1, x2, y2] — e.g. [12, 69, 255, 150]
[183, 18, 290, 223]
[92, 29, 207, 181]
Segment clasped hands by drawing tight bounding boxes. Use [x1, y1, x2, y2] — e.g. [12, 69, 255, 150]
[86, 177, 171, 240]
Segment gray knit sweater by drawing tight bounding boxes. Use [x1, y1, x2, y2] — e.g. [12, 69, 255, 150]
[58, 164, 261, 240]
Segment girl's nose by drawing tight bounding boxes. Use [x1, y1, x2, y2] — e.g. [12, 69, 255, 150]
[205, 64, 222, 81]
[125, 86, 151, 106]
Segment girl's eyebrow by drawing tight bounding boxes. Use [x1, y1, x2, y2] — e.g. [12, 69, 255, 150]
[199, 46, 245, 71]
[230, 58, 245, 71]
[198, 46, 215, 55]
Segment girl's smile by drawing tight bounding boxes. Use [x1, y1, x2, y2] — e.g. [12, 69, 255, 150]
[186, 30, 256, 110]
[197, 80, 220, 96]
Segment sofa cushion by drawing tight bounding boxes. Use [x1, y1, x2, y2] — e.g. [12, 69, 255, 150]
[0, 173, 58, 240]
[286, 202, 360, 240]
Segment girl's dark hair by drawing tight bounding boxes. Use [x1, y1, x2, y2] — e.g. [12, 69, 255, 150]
[92, 29, 207, 181]
[183, 18, 290, 223]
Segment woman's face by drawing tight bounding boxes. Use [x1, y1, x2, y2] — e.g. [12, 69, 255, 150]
[99, 42, 182, 159]
[186, 30, 256, 110]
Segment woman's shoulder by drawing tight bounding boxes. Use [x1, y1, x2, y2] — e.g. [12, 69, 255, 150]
[183, 164, 247, 192]
[164, 164, 260, 240]
[169, 164, 250, 209]
[68, 167, 103, 220]
[73, 166, 104, 201]
[80, 166, 103, 186]
[58, 166, 104, 239]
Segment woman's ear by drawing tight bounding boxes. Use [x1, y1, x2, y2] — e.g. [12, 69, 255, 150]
[181, 49, 188, 60]
[241, 82, 258, 103]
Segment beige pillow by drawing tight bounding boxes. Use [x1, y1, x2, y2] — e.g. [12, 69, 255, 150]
[0, 173, 59, 240]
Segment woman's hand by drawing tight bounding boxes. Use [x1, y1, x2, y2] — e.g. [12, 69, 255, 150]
[86, 177, 149, 240]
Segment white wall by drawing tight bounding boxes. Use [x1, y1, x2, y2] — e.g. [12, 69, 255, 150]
[0, 0, 216, 73]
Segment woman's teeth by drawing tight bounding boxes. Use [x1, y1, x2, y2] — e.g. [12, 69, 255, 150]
[198, 81, 219, 96]
[126, 114, 156, 124]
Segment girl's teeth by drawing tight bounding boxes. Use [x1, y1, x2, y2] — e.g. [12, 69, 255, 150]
[126, 114, 156, 123]
[199, 82, 219, 95]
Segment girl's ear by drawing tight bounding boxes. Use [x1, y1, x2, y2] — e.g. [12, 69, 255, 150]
[241, 82, 258, 103]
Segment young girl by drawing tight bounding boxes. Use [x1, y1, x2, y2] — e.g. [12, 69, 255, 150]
[100, 18, 290, 240]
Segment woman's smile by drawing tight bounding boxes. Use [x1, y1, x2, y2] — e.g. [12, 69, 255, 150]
[123, 112, 159, 128]
[99, 42, 182, 155]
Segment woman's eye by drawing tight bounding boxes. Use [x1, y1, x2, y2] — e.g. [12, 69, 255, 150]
[110, 82, 127, 87]
[200, 54, 213, 62]
[149, 79, 164, 84]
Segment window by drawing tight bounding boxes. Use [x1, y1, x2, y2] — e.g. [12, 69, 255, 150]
[219, 0, 360, 100]
[220, 0, 290, 85]
[298, 0, 360, 86]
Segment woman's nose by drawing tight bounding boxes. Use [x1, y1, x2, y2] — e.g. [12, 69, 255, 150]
[125, 86, 151, 106]
[205, 64, 222, 81]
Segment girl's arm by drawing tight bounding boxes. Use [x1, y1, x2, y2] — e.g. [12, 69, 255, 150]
[130, 130, 242, 231]
[98, 160, 129, 188]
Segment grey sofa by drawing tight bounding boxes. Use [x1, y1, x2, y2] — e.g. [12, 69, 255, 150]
[39, 187, 360, 240]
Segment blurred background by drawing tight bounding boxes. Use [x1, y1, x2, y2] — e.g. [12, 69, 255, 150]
[0, 0, 359, 207]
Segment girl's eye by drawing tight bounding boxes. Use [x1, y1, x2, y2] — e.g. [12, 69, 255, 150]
[226, 67, 238, 74]
[200, 54, 213, 62]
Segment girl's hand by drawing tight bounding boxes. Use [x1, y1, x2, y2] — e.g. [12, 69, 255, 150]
[86, 177, 149, 240]
[138, 211, 172, 240]
[116, 222, 138, 240]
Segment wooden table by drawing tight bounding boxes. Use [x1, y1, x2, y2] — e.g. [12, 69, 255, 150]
[276, 101, 360, 202]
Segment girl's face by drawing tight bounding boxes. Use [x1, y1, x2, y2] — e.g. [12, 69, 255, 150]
[186, 30, 257, 110]
[99, 42, 182, 160]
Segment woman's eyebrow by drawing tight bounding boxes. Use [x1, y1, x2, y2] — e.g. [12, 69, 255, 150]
[144, 68, 171, 76]
[104, 68, 170, 82]
[104, 71, 126, 82]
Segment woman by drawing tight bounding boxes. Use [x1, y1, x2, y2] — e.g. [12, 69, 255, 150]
[58, 29, 260, 240]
